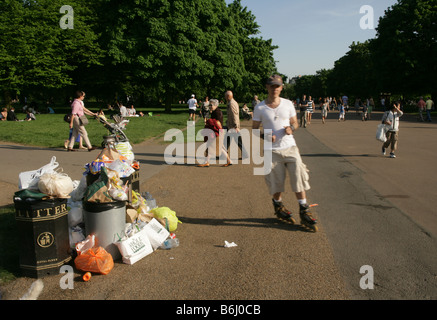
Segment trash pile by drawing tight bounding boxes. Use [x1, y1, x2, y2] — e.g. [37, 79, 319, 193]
[14, 140, 181, 279]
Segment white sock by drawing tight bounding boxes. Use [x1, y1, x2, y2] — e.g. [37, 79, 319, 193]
[298, 199, 307, 206]
[273, 198, 282, 203]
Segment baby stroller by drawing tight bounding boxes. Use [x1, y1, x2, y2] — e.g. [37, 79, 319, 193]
[96, 115, 130, 149]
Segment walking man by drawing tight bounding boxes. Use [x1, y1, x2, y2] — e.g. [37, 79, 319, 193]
[382, 101, 404, 159]
[299, 95, 308, 128]
[425, 97, 434, 122]
[187, 94, 198, 122]
[252, 75, 317, 231]
[225, 90, 248, 161]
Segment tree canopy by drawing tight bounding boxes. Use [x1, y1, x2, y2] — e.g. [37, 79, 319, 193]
[0, 0, 278, 110]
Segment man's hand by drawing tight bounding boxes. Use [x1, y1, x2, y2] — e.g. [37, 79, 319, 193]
[284, 126, 293, 135]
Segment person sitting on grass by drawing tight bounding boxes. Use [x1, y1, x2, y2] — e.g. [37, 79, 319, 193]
[25, 109, 36, 121]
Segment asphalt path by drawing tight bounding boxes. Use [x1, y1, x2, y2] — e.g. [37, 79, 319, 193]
[1, 110, 436, 302]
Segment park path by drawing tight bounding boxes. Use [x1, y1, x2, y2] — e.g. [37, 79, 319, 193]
[0, 120, 350, 301]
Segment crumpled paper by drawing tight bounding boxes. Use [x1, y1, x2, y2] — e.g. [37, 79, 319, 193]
[224, 241, 238, 248]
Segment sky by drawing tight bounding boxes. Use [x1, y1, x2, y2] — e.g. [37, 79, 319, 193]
[229, 0, 398, 79]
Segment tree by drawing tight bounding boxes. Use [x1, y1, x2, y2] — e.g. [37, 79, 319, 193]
[96, 0, 278, 111]
[371, 0, 437, 98]
[328, 41, 375, 98]
[0, 0, 103, 105]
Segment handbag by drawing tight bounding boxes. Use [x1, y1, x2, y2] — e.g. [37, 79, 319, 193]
[79, 115, 89, 126]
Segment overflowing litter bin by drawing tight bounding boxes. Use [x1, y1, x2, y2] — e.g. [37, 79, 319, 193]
[83, 201, 126, 261]
[14, 195, 71, 278]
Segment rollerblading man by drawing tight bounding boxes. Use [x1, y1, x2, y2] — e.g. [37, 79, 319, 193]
[253, 75, 318, 232]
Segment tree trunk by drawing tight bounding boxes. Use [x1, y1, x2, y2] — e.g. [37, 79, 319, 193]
[4, 90, 12, 108]
[165, 95, 172, 113]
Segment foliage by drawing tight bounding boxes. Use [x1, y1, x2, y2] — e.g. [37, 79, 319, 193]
[93, 0, 278, 110]
[371, 0, 437, 97]
[0, 0, 103, 105]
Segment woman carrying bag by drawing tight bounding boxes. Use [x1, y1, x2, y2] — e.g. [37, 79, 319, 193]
[67, 91, 97, 152]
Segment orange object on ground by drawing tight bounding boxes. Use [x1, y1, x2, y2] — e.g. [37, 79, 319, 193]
[74, 247, 114, 275]
[83, 272, 92, 282]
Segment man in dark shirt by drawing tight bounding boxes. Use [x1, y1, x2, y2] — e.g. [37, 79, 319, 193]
[7, 107, 18, 121]
[299, 95, 308, 128]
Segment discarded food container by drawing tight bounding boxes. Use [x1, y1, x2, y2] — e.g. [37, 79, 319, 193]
[14, 196, 71, 278]
[83, 201, 126, 261]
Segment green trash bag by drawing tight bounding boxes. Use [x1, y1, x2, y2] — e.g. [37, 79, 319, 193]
[150, 207, 182, 232]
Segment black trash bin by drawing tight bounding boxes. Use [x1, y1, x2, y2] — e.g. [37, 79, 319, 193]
[14, 196, 71, 278]
[83, 201, 126, 261]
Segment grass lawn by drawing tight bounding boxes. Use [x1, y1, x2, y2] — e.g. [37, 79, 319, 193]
[0, 206, 20, 286]
[0, 106, 218, 148]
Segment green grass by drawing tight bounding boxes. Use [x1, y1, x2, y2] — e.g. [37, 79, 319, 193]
[0, 106, 214, 148]
[0, 206, 20, 285]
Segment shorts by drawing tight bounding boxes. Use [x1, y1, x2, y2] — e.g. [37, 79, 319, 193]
[383, 131, 399, 151]
[188, 109, 196, 115]
[265, 146, 311, 195]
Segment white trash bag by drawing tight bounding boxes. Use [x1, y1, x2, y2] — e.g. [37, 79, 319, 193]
[376, 124, 389, 143]
[18, 156, 59, 190]
[38, 170, 74, 198]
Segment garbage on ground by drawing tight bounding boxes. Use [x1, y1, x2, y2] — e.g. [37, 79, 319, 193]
[74, 246, 114, 275]
[15, 137, 182, 280]
[149, 207, 182, 232]
[224, 241, 238, 248]
[82, 272, 92, 282]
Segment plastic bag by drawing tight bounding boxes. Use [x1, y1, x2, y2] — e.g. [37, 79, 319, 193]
[74, 246, 114, 275]
[18, 156, 59, 190]
[69, 226, 85, 248]
[376, 124, 389, 142]
[38, 171, 74, 198]
[150, 207, 182, 232]
[109, 185, 128, 201]
[67, 201, 83, 227]
[108, 173, 128, 201]
[85, 160, 106, 176]
[75, 235, 96, 255]
[107, 159, 135, 178]
[70, 176, 88, 202]
[115, 142, 135, 164]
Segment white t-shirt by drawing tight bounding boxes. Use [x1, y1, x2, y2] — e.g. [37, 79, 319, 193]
[253, 98, 297, 150]
[187, 98, 197, 110]
[120, 105, 128, 117]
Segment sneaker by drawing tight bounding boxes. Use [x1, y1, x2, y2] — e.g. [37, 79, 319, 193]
[390, 153, 396, 158]
[272, 199, 296, 225]
[382, 147, 386, 156]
